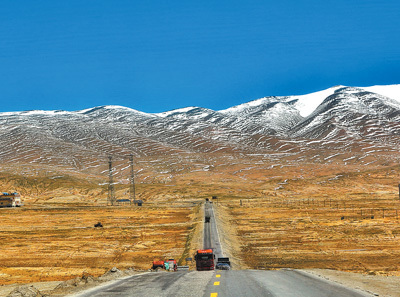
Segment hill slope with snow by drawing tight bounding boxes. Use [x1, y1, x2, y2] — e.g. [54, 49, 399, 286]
[0, 84, 399, 177]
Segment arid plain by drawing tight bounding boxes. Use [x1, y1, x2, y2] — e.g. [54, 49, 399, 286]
[0, 152, 400, 289]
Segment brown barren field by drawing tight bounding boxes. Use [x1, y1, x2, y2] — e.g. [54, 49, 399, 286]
[0, 203, 201, 285]
[216, 164, 400, 276]
[1, 154, 400, 288]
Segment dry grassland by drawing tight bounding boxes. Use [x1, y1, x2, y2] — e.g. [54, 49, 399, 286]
[0, 203, 201, 285]
[1, 154, 400, 286]
[218, 164, 400, 276]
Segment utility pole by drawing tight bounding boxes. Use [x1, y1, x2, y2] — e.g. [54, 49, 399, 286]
[108, 156, 115, 206]
[129, 154, 136, 204]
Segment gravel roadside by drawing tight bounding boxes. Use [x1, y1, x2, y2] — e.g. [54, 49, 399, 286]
[304, 269, 400, 297]
[213, 202, 246, 270]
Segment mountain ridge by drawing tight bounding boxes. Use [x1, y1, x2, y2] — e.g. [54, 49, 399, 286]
[2, 84, 399, 117]
[0, 84, 399, 180]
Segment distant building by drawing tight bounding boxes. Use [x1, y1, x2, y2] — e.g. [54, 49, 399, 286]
[0, 192, 22, 208]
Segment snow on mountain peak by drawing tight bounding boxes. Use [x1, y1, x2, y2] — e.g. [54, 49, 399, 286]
[9, 110, 74, 116]
[0, 83, 399, 165]
[363, 84, 400, 102]
[219, 86, 344, 118]
[77, 105, 153, 117]
[219, 97, 279, 114]
[291, 86, 344, 117]
[218, 84, 400, 119]
[155, 107, 200, 118]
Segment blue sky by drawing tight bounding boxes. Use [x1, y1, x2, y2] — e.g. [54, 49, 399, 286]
[0, 0, 399, 113]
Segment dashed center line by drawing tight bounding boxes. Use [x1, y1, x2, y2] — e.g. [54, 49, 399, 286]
[210, 293, 218, 297]
[216, 274, 221, 278]
[214, 281, 220, 286]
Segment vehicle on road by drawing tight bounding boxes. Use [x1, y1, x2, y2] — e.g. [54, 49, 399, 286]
[215, 262, 230, 270]
[152, 260, 164, 270]
[167, 259, 177, 271]
[216, 257, 231, 270]
[205, 208, 211, 223]
[195, 249, 215, 271]
[217, 257, 230, 266]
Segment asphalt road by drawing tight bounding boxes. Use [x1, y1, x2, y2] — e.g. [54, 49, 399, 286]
[203, 269, 370, 297]
[70, 271, 215, 297]
[71, 269, 370, 297]
[70, 202, 372, 297]
[204, 202, 223, 259]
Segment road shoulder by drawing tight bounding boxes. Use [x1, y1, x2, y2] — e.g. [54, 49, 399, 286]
[303, 268, 400, 297]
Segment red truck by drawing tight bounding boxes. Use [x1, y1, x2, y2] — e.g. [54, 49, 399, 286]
[195, 249, 215, 271]
[152, 260, 164, 270]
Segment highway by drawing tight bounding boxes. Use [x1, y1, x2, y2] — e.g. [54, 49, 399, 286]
[203, 269, 369, 297]
[70, 202, 372, 297]
[203, 202, 223, 259]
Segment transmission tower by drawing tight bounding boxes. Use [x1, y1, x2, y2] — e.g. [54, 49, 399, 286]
[129, 154, 136, 204]
[108, 156, 116, 206]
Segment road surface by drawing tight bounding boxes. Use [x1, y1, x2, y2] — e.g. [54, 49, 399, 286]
[70, 202, 372, 297]
[203, 202, 223, 259]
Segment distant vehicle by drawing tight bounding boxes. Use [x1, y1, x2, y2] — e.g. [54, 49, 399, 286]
[0, 192, 22, 208]
[94, 222, 103, 228]
[217, 257, 230, 266]
[195, 249, 215, 271]
[167, 259, 177, 271]
[216, 257, 231, 270]
[205, 208, 211, 223]
[152, 260, 164, 270]
[216, 262, 230, 270]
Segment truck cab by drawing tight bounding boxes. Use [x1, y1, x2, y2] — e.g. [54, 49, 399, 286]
[195, 249, 215, 271]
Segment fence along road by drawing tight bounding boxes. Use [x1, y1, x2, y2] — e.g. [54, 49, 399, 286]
[70, 201, 371, 297]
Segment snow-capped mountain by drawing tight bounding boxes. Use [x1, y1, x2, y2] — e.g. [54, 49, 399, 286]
[0, 84, 399, 175]
[290, 86, 400, 140]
